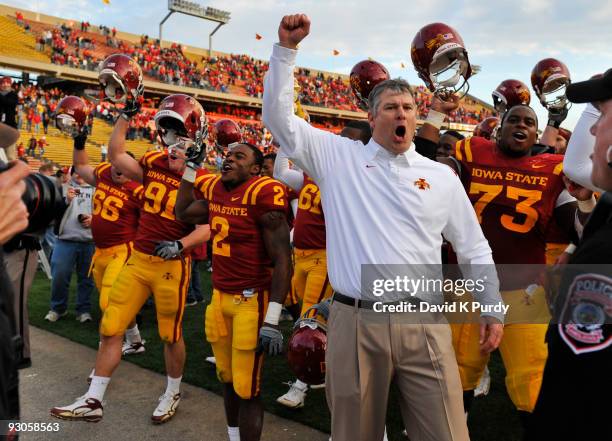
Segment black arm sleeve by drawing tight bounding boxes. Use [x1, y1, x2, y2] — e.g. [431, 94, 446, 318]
[414, 135, 438, 161]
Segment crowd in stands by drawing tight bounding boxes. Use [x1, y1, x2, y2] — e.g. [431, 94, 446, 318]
[6, 78, 486, 172]
[16, 13, 493, 122]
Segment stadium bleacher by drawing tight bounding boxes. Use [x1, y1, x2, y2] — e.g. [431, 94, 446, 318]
[0, 4, 494, 170]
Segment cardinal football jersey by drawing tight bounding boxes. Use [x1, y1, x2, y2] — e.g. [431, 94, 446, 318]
[293, 174, 326, 250]
[134, 151, 208, 255]
[455, 137, 566, 287]
[195, 175, 288, 293]
[91, 162, 142, 249]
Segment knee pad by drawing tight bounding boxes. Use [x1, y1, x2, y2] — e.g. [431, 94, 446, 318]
[99, 306, 124, 337]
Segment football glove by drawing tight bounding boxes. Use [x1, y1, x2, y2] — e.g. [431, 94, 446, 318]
[257, 325, 283, 356]
[153, 240, 184, 260]
[547, 105, 569, 128]
[185, 140, 208, 170]
[312, 298, 331, 321]
[73, 127, 88, 150]
[120, 97, 141, 120]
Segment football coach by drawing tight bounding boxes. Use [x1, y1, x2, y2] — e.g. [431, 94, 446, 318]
[263, 14, 504, 441]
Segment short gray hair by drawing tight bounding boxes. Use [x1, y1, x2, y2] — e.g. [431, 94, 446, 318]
[368, 78, 414, 117]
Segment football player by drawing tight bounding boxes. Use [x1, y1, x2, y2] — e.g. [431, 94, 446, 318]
[50, 93, 210, 424]
[428, 102, 594, 426]
[175, 143, 292, 441]
[437, 129, 465, 157]
[492, 79, 531, 116]
[272, 121, 372, 408]
[55, 95, 146, 357]
[262, 152, 301, 322]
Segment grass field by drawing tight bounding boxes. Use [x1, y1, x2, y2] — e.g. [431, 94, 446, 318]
[28, 269, 522, 441]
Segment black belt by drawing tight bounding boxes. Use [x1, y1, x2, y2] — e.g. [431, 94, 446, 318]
[333, 292, 423, 310]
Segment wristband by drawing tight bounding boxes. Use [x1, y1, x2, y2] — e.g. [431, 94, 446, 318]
[264, 301, 283, 326]
[426, 109, 446, 129]
[74, 136, 86, 151]
[547, 118, 561, 129]
[577, 196, 596, 213]
[182, 167, 197, 183]
[564, 243, 577, 255]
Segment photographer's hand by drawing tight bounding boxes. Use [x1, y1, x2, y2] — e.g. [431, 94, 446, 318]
[0, 160, 30, 245]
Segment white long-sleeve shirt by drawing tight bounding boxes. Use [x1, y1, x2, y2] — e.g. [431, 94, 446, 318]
[263, 44, 502, 319]
[273, 152, 304, 191]
[563, 103, 603, 192]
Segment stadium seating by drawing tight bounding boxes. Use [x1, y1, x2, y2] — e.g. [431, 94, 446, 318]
[17, 116, 151, 169]
[3, 11, 494, 122]
[0, 15, 50, 63]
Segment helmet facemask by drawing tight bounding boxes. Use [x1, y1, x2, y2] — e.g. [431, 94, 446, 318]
[540, 76, 570, 110]
[492, 91, 508, 114]
[429, 49, 470, 98]
[99, 70, 128, 104]
[56, 114, 80, 137]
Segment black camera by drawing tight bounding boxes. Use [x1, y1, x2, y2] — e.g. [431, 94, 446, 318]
[0, 160, 66, 235]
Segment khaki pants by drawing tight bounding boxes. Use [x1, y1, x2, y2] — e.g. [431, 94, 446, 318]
[325, 300, 469, 441]
[4, 248, 39, 361]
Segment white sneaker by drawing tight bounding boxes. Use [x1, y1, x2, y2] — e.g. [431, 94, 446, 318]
[276, 382, 307, 408]
[205, 356, 216, 365]
[50, 395, 103, 422]
[44, 310, 67, 322]
[151, 392, 181, 424]
[122, 339, 146, 355]
[76, 313, 92, 323]
[474, 366, 491, 397]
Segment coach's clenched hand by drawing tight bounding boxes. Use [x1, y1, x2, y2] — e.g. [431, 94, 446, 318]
[278, 14, 310, 50]
[257, 324, 283, 356]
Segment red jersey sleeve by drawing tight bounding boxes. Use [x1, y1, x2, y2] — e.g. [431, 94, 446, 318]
[252, 179, 288, 219]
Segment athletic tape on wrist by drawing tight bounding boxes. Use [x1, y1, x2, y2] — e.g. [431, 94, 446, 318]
[577, 196, 596, 213]
[426, 109, 446, 129]
[564, 243, 577, 255]
[264, 301, 282, 326]
[182, 167, 196, 183]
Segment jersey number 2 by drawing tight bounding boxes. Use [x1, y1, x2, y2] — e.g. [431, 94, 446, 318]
[211, 216, 230, 257]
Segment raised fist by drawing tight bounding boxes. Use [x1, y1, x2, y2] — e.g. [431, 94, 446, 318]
[431, 92, 460, 115]
[278, 14, 310, 50]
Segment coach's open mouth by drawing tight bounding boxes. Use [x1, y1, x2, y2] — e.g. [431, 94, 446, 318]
[394, 125, 406, 142]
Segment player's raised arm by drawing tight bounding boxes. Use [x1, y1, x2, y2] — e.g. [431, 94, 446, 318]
[72, 129, 96, 186]
[175, 143, 212, 224]
[262, 14, 345, 182]
[54, 96, 96, 185]
[108, 116, 143, 183]
[272, 151, 304, 191]
[257, 209, 292, 356]
[176, 177, 210, 224]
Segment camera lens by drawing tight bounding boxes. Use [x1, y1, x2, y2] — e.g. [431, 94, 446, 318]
[21, 173, 66, 234]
